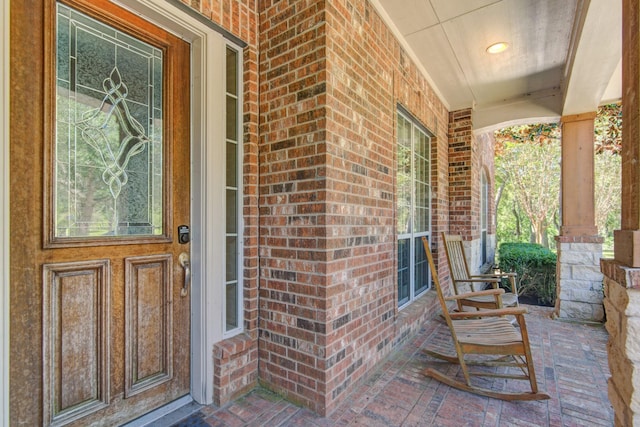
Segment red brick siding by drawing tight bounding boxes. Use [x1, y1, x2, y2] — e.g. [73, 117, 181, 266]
[448, 108, 478, 239]
[477, 132, 496, 235]
[447, 110, 497, 268]
[324, 0, 452, 413]
[258, 0, 449, 415]
[258, 0, 330, 413]
[324, 0, 398, 414]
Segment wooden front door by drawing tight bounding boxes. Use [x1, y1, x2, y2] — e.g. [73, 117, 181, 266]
[10, 0, 191, 425]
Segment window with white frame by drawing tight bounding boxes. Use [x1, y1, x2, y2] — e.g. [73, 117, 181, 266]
[397, 108, 431, 308]
[225, 45, 242, 334]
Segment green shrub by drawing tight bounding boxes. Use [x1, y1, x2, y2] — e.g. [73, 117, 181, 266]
[498, 242, 557, 306]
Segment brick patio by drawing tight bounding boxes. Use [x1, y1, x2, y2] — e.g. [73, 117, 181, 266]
[161, 305, 612, 426]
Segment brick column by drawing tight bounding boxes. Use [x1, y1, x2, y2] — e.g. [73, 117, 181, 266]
[448, 109, 485, 271]
[448, 109, 475, 238]
[601, 0, 640, 425]
[555, 113, 604, 321]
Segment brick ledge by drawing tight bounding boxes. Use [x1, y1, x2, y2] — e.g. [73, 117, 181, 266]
[213, 332, 255, 361]
[556, 235, 604, 244]
[601, 258, 640, 290]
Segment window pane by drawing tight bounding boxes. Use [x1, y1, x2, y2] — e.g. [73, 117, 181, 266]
[397, 116, 412, 234]
[55, 3, 163, 238]
[226, 141, 237, 187]
[226, 95, 237, 141]
[398, 238, 410, 305]
[226, 47, 238, 96]
[481, 172, 488, 229]
[414, 236, 429, 295]
[226, 282, 238, 330]
[226, 189, 237, 234]
[226, 236, 237, 282]
[415, 186, 430, 232]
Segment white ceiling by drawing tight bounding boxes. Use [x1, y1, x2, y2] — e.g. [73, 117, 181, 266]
[373, 0, 622, 131]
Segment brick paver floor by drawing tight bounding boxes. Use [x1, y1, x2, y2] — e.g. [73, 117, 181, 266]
[164, 305, 612, 427]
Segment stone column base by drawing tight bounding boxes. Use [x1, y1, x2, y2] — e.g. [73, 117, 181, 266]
[555, 235, 604, 321]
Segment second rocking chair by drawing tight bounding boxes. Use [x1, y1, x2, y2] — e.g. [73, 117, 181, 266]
[442, 233, 518, 311]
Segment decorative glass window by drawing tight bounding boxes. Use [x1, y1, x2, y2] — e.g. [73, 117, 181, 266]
[397, 108, 431, 308]
[55, 3, 164, 239]
[225, 46, 242, 333]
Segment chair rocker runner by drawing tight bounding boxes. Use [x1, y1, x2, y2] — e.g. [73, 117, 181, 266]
[442, 233, 518, 311]
[421, 237, 550, 401]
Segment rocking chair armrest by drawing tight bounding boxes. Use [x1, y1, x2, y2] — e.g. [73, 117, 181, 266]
[449, 306, 528, 319]
[472, 273, 516, 278]
[470, 273, 519, 295]
[454, 277, 501, 284]
[444, 288, 505, 301]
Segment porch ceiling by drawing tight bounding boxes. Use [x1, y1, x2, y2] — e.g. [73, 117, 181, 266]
[373, 0, 622, 131]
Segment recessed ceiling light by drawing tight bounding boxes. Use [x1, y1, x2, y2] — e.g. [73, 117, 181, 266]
[486, 42, 509, 54]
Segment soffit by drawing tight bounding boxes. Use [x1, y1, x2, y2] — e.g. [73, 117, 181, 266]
[374, 0, 622, 131]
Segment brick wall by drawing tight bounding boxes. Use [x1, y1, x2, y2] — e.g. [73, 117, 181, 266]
[257, 0, 330, 412]
[258, 0, 449, 416]
[476, 132, 496, 235]
[447, 110, 498, 270]
[475, 132, 497, 268]
[448, 108, 476, 239]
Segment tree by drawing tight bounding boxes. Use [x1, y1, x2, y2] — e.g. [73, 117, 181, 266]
[495, 136, 560, 247]
[494, 103, 622, 250]
[595, 150, 621, 246]
[594, 103, 622, 247]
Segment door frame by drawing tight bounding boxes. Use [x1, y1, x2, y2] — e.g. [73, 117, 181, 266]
[1, 0, 9, 425]
[1, 0, 227, 417]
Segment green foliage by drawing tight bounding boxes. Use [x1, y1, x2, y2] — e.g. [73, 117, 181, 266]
[594, 103, 622, 154]
[498, 243, 557, 306]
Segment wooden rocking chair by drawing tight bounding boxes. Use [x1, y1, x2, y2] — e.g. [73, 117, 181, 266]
[442, 233, 518, 311]
[421, 236, 550, 401]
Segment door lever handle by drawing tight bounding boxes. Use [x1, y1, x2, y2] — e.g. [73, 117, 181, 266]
[179, 252, 190, 297]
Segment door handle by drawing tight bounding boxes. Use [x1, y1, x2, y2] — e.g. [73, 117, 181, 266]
[179, 252, 190, 297]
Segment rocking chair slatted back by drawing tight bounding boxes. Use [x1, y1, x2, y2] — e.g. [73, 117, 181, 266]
[442, 234, 471, 286]
[441, 232, 519, 310]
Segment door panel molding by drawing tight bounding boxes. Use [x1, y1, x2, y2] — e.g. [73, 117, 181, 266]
[125, 254, 173, 397]
[42, 260, 111, 426]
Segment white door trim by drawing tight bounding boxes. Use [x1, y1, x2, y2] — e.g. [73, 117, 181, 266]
[106, 0, 226, 405]
[1, 0, 10, 425]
